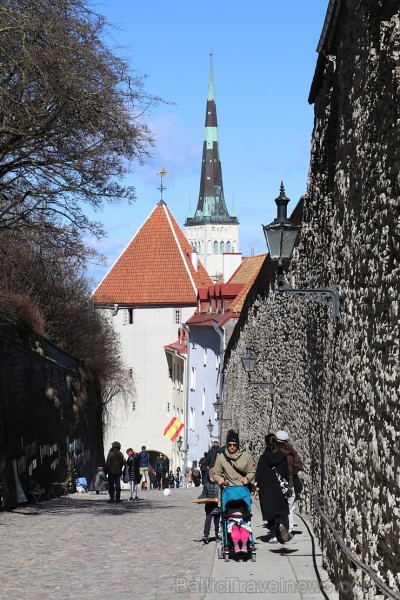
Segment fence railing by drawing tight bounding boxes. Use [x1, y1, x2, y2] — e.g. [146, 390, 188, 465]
[313, 495, 400, 600]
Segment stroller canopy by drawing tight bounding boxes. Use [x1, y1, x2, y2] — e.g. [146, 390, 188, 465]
[221, 485, 252, 513]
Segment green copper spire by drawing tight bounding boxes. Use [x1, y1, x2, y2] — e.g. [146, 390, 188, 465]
[185, 52, 238, 226]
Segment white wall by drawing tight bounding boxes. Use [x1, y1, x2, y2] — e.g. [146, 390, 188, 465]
[103, 305, 194, 470]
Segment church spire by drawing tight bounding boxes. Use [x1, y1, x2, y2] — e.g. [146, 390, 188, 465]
[185, 52, 238, 226]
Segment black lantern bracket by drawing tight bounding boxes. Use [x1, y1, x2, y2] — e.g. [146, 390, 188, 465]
[277, 264, 340, 318]
[240, 347, 275, 391]
[263, 183, 340, 319]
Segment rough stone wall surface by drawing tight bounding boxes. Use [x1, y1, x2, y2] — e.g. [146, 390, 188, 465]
[0, 323, 104, 509]
[223, 2, 399, 598]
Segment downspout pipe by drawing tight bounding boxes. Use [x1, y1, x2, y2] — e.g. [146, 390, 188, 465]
[182, 323, 190, 475]
[213, 323, 225, 440]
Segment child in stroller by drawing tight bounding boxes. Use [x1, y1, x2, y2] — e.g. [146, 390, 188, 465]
[218, 486, 256, 562]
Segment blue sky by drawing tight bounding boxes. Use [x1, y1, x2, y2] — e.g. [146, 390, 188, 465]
[87, 1, 329, 289]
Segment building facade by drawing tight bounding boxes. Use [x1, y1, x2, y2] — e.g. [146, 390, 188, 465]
[91, 201, 212, 469]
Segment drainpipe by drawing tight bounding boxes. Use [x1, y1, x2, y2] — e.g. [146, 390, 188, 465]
[213, 323, 225, 440]
[181, 323, 190, 476]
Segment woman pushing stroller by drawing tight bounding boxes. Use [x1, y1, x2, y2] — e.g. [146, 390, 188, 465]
[213, 430, 256, 561]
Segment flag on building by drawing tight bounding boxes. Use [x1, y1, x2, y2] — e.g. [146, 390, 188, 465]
[164, 417, 184, 441]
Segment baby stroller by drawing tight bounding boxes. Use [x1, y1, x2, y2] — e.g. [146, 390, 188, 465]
[218, 486, 256, 562]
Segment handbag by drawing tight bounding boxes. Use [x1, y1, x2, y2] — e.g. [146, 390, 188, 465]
[122, 465, 129, 484]
[272, 467, 292, 498]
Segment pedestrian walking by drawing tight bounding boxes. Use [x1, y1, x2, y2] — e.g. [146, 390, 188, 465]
[155, 454, 168, 489]
[206, 441, 220, 469]
[105, 441, 124, 503]
[166, 471, 175, 488]
[199, 468, 221, 544]
[254, 433, 290, 543]
[199, 452, 208, 485]
[149, 465, 156, 489]
[191, 465, 201, 487]
[137, 446, 151, 490]
[126, 448, 143, 502]
[275, 430, 304, 534]
[175, 467, 182, 488]
[184, 467, 192, 488]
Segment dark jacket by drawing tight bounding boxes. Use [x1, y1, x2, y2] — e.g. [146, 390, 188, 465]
[255, 449, 289, 522]
[276, 441, 304, 488]
[199, 481, 220, 515]
[155, 459, 168, 475]
[138, 450, 150, 468]
[127, 453, 140, 482]
[206, 445, 220, 468]
[94, 468, 108, 491]
[106, 443, 124, 476]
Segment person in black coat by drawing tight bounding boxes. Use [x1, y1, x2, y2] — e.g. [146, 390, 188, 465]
[254, 433, 290, 543]
[126, 449, 142, 501]
[206, 441, 220, 469]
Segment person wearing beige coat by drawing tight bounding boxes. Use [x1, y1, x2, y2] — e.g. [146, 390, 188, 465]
[213, 431, 256, 488]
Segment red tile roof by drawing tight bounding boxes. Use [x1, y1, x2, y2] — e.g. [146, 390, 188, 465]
[229, 254, 266, 312]
[91, 201, 213, 306]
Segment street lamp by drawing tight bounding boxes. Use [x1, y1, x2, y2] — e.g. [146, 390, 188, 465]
[177, 435, 183, 451]
[240, 347, 274, 391]
[212, 394, 233, 425]
[262, 183, 339, 318]
[213, 395, 223, 420]
[207, 418, 214, 435]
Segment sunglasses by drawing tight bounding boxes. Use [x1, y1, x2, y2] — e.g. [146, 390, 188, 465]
[227, 443, 238, 447]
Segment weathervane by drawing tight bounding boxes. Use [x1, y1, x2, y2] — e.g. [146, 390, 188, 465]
[156, 168, 167, 201]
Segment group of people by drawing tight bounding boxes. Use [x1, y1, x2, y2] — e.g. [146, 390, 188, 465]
[101, 443, 155, 503]
[101, 443, 187, 502]
[197, 428, 303, 546]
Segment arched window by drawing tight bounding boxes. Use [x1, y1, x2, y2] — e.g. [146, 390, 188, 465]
[220, 241, 225, 254]
[213, 241, 218, 255]
[207, 241, 212, 255]
[226, 241, 231, 252]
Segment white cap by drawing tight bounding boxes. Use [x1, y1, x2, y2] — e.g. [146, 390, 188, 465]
[275, 430, 289, 441]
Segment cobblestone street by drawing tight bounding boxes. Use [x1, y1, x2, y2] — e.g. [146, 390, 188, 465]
[1, 487, 215, 600]
[1, 486, 338, 600]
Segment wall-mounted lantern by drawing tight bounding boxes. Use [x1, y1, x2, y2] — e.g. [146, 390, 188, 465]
[240, 347, 274, 391]
[262, 183, 339, 318]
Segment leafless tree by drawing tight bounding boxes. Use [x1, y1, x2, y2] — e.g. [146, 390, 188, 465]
[0, 0, 161, 244]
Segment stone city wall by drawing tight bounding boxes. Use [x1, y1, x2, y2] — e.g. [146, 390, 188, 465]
[223, 1, 399, 598]
[0, 323, 104, 508]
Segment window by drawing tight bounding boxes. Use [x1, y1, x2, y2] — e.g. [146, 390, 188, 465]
[226, 241, 231, 252]
[203, 348, 207, 366]
[216, 355, 220, 370]
[174, 309, 181, 325]
[201, 389, 205, 415]
[123, 309, 134, 325]
[220, 241, 225, 254]
[213, 241, 218, 255]
[190, 407, 195, 430]
[190, 367, 196, 391]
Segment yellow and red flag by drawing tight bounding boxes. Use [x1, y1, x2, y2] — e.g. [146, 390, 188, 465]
[164, 417, 184, 441]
